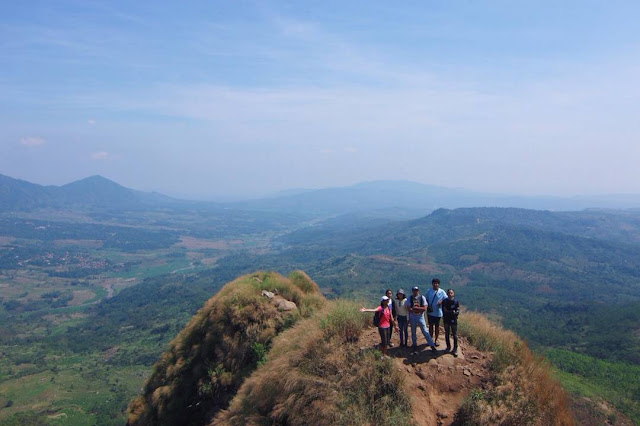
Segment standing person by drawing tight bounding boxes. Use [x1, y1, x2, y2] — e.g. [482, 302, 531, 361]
[360, 296, 397, 358]
[385, 289, 395, 346]
[394, 289, 409, 347]
[442, 288, 460, 356]
[404, 286, 437, 355]
[426, 278, 447, 347]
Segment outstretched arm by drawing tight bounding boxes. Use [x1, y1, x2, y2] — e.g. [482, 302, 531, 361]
[360, 307, 377, 312]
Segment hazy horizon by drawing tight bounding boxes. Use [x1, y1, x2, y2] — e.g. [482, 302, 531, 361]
[6, 172, 640, 204]
[2, 1, 640, 199]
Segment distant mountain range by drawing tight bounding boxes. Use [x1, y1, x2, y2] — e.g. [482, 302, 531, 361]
[3, 173, 640, 214]
[232, 180, 640, 215]
[0, 174, 174, 211]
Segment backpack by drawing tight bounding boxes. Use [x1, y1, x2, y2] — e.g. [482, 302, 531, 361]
[373, 309, 381, 327]
[373, 306, 388, 327]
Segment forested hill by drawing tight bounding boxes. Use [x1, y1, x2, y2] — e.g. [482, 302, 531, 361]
[283, 207, 640, 249]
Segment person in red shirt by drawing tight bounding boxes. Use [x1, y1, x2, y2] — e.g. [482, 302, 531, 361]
[361, 296, 398, 357]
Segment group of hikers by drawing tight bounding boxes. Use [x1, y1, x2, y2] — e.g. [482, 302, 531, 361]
[360, 278, 460, 358]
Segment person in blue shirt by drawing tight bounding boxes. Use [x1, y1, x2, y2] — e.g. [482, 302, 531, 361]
[404, 286, 436, 355]
[442, 288, 460, 356]
[425, 278, 447, 347]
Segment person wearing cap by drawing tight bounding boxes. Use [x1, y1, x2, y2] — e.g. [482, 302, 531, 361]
[385, 289, 396, 346]
[394, 289, 409, 347]
[404, 286, 437, 355]
[361, 296, 397, 357]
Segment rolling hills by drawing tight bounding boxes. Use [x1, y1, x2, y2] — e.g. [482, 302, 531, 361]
[2, 174, 640, 423]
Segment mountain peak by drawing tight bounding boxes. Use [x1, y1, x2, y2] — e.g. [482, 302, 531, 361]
[62, 175, 125, 189]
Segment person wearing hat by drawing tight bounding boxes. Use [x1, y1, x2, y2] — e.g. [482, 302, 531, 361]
[361, 296, 397, 357]
[385, 289, 396, 346]
[394, 289, 409, 347]
[404, 286, 437, 355]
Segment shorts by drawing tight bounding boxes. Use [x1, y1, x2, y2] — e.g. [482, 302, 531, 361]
[378, 327, 390, 346]
[427, 315, 441, 327]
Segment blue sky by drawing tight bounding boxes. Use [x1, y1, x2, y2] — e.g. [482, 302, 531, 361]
[1, 1, 639, 199]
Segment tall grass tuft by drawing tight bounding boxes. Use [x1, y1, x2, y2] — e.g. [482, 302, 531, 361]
[456, 311, 574, 426]
[319, 300, 369, 342]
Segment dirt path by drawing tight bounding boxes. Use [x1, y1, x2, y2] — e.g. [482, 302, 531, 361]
[361, 326, 492, 426]
[171, 262, 195, 274]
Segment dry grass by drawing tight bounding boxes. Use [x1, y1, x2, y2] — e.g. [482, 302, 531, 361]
[456, 312, 574, 426]
[213, 301, 411, 426]
[126, 271, 325, 426]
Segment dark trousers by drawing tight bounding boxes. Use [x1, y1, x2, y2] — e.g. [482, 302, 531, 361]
[378, 327, 390, 346]
[397, 315, 408, 345]
[444, 323, 458, 351]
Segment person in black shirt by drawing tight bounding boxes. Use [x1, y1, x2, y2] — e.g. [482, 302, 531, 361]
[442, 288, 460, 356]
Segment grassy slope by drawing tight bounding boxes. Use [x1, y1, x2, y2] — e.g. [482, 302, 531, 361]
[215, 302, 572, 426]
[546, 349, 640, 424]
[126, 271, 325, 426]
[213, 300, 412, 426]
[456, 312, 573, 425]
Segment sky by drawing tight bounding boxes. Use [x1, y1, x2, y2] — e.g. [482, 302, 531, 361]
[1, 1, 640, 200]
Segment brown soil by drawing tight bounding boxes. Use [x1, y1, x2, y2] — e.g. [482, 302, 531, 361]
[361, 326, 492, 426]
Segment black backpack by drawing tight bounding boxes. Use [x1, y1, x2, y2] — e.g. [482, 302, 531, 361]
[373, 306, 388, 326]
[373, 310, 381, 327]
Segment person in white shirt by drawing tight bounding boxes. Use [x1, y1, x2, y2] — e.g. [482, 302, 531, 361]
[394, 289, 409, 347]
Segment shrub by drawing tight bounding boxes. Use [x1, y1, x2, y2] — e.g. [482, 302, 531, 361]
[319, 300, 368, 343]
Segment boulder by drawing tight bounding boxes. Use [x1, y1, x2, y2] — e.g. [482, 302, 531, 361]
[275, 299, 297, 311]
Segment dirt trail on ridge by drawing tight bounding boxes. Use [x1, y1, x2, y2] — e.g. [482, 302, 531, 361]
[361, 326, 492, 426]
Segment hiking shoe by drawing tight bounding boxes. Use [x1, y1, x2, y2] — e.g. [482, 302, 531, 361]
[434, 341, 440, 347]
[389, 342, 394, 347]
[452, 351, 458, 357]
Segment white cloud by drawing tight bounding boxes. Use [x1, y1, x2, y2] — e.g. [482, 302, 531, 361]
[20, 136, 45, 146]
[91, 151, 110, 160]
